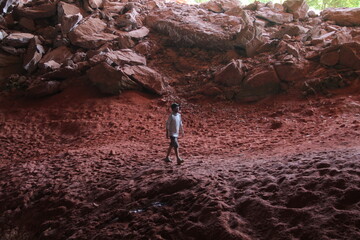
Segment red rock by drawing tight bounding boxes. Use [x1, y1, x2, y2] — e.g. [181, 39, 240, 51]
[19, 18, 36, 31]
[0, 53, 23, 81]
[283, 0, 309, 19]
[68, 17, 118, 49]
[87, 62, 140, 94]
[1, 45, 26, 55]
[3, 33, 34, 47]
[89, 50, 146, 67]
[338, 43, 360, 69]
[39, 46, 73, 69]
[274, 62, 305, 82]
[235, 66, 280, 102]
[57, 2, 84, 34]
[23, 37, 44, 72]
[322, 8, 360, 26]
[26, 80, 62, 97]
[214, 59, 244, 87]
[62, 13, 83, 34]
[87, 0, 104, 9]
[15, 2, 57, 19]
[320, 50, 339, 66]
[256, 7, 294, 24]
[200, 0, 241, 13]
[124, 27, 150, 40]
[146, 6, 247, 50]
[271, 24, 308, 39]
[122, 65, 167, 95]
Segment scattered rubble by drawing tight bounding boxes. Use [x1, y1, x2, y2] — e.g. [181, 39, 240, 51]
[0, 0, 359, 101]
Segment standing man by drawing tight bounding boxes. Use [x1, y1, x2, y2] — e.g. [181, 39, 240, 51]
[165, 103, 184, 165]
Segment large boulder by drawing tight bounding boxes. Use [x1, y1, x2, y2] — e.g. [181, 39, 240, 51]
[39, 46, 73, 69]
[283, 0, 309, 19]
[320, 49, 339, 67]
[57, 2, 84, 34]
[0, 54, 23, 81]
[321, 8, 360, 26]
[15, 2, 57, 19]
[90, 50, 146, 66]
[122, 65, 167, 95]
[338, 43, 360, 69]
[214, 59, 244, 87]
[68, 17, 118, 49]
[256, 7, 294, 24]
[235, 66, 281, 102]
[87, 62, 140, 94]
[273, 62, 305, 82]
[200, 0, 241, 13]
[271, 24, 308, 39]
[26, 80, 62, 97]
[23, 37, 44, 72]
[146, 6, 247, 50]
[3, 33, 34, 47]
[87, 0, 104, 9]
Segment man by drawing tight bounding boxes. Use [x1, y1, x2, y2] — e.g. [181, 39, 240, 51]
[165, 103, 184, 165]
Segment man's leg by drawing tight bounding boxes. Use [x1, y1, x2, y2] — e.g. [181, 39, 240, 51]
[166, 145, 172, 159]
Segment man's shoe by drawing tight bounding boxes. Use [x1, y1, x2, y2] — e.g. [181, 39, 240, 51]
[177, 158, 184, 165]
[164, 157, 172, 162]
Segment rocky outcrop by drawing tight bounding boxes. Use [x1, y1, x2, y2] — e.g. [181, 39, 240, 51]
[0, 0, 359, 100]
[321, 8, 360, 26]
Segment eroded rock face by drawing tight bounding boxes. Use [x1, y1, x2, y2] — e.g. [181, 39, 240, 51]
[322, 8, 360, 26]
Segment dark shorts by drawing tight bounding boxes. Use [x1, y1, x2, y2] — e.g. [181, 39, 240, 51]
[170, 137, 179, 148]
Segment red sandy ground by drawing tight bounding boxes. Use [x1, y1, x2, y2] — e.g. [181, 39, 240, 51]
[0, 78, 359, 239]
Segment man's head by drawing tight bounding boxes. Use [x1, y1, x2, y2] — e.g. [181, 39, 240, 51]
[171, 103, 180, 112]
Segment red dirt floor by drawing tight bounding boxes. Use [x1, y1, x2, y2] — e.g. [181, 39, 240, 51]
[0, 78, 359, 239]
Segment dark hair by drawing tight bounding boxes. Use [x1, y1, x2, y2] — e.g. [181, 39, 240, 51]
[171, 103, 179, 110]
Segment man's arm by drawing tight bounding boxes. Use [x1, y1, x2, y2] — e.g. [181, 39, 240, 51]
[166, 115, 171, 138]
[179, 117, 184, 137]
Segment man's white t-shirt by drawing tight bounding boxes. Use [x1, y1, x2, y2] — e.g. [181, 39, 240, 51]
[166, 113, 183, 137]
